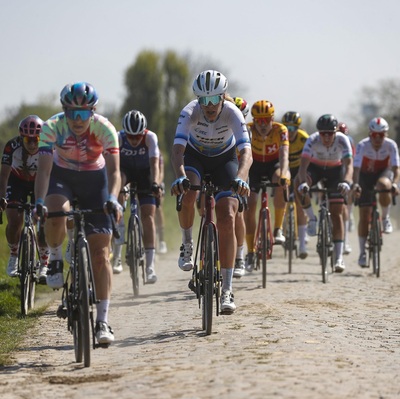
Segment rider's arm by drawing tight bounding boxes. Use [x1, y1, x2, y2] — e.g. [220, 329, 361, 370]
[279, 144, 290, 180]
[171, 143, 187, 179]
[150, 156, 160, 185]
[0, 163, 11, 199]
[237, 146, 252, 181]
[34, 153, 54, 203]
[341, 156, 353, 185]
[297, 156, 311, 184]
[104, 152, 121, 200]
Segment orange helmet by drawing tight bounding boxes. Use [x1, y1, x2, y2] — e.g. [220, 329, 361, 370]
[251, 100, 275, 118]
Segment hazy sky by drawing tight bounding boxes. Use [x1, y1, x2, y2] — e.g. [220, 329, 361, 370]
[1, 0, 399, 126]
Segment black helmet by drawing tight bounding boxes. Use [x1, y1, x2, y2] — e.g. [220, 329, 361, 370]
[316, 114, 338, 131]
[282, 111, 302, 127]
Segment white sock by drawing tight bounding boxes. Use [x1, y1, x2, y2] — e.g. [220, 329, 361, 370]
[222, 268, 234, 291]
[96, 299, 110, 323]
[181, 228, 193, 244]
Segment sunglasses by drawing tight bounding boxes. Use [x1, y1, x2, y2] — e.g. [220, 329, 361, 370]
[64, 108, 94, 121]
[23, 136, 39, 144]
[370, 132, 385, 139]
[319, 131, 336, 137]
[287, 125, 298, 133]
[198, 95, 222, 106]
[254, 117, 272, 125]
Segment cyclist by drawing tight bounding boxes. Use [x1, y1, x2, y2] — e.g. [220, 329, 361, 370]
[295, 114, 353, 273]
[232, 96, 250, 278]
[0, 115, 49, 281]
[34, 82, 122, 345]
[112, 110, 161, 283]
[244, 100, 290, 271]
[353, 117, 399, 268]
[337, 121, 355, 255]
[281, 111, 309, 259]
[171, 70, 252, 314]
[155, 152, 168, 254]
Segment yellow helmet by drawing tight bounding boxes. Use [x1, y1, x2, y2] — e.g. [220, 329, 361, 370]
[251, 100, 275, 118]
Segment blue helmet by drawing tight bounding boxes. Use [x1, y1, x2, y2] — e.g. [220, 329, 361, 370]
[60, 82, 98, 108]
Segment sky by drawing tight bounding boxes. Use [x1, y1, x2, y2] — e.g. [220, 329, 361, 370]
[1, 0, 399, 127]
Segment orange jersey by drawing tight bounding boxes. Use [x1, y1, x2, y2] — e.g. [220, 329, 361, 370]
[248, 121, 289, 163]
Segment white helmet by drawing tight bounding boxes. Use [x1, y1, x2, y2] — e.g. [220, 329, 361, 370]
[123, 110, 147, 135]
[192, 70, 228, 96]
[369, 117, 389, 133]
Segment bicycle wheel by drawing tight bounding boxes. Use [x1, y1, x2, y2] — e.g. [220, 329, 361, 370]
[260, 208, 268, 289]
[318, 212, 329, 283]
[127, 216, 140, 297]
[77, 238, 91, 367]
[19, 228, 31, 316]
[202, 223, 215, 335]
[286, 203, 296, 274]
[71, 260, 83, 363]
[370, 210, 381, 277]
[27, 230, 37, 310]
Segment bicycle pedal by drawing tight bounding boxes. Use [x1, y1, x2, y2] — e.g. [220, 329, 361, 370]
[188, 279, 196, 293]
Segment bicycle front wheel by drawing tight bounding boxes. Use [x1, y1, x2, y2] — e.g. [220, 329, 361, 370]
[370, 210, 381, 277]
[19, 228, 31, 316]
[286, 204, 296, 274]
[318, 213, 329, 283]
[127, 216, 141, 297]
[77, 238, 91, 367]
[260, 208, 268, 289]
[202, 223, 215, 335]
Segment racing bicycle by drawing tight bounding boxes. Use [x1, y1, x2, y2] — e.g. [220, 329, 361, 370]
[1, 197, 44, 316]
[51, 202, 119, 367]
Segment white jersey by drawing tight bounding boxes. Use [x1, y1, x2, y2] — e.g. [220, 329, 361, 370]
[354, 137, 399, 173]
[301, 131, 353, 168]
[173, 100, 251, 157]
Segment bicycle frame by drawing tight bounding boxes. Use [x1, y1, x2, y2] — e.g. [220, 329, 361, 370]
[283, 191, 298, 274]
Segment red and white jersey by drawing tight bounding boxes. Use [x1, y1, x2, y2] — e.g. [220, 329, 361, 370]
[354, 137, 400, 174]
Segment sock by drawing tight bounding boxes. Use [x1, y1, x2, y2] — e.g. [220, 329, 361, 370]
[181, 227, 193, 244]
[334, 240, 344, 261]
[298, 224, 307, 248]
[221, 267, 234, 291]
[145, 248, 155, 269]
[246, 234, 255, 253]
[344, 220, 349, 245]
[304, 205, 315, 220]
[236, 244, 244, 260]
[8, 242, 19, 257]
[96, 299, 110, 323]
[39, 246, 50, 266]
[359, 236, 367, 254]
[381, 206, 390, 220]
[49, 245, 63, 262]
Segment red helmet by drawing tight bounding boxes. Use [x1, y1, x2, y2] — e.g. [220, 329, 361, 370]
[337, 122, 349, 135]
[18, 115, 44, 137]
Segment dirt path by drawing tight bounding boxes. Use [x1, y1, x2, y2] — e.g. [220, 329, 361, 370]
[1, 228, 400, 399]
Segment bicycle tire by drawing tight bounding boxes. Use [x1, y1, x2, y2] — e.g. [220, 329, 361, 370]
[287, 203, 296, 274]
[319, 212, 329, 283]
[261, 208, 268, 289]
[71, 251, 83, 363]
[27, 229, 37, 310]
[78, 238, 91, 367]
[202, 223, 215, 335]
[370, 210, 381, 277]
[127, 216, 140, 297]
[19, 228, 30, 316]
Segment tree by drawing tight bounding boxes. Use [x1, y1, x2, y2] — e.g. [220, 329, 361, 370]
[121, 49, 192, 182]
